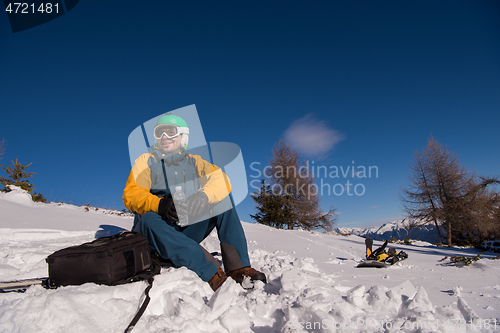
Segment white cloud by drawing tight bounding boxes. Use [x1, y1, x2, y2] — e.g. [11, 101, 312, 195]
[284, 114, 344, 158]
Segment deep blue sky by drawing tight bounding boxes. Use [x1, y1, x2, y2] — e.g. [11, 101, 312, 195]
[1, 1, 499, 228]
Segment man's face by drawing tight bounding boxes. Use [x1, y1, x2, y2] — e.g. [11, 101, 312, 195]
[156, 133, 183, 154]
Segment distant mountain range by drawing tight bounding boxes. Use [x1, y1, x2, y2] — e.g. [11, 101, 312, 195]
[334, 219, 445, 244]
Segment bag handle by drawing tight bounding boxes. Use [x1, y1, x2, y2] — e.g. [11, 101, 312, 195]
[124, 260, 161, 333]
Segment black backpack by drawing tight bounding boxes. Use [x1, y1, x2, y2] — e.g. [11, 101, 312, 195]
[46, 231, 161, 332]
[46, 231, 158, 287]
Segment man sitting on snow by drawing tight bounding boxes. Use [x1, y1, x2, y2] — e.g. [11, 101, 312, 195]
[123, 113, 266, 291]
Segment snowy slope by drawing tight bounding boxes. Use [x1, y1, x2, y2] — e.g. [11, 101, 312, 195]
[1, 187, 500, 333]
[334, 219, 445, 244]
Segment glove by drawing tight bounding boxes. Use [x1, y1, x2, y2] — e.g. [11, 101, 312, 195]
[157, 196, 179, 222]
[185, 191, 210, 219]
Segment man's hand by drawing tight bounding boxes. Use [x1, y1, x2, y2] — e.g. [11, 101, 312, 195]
[158, 196, 179, 222]
[186, 191, 209, 219]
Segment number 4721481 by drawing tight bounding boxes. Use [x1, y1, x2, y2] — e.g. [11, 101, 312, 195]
[5, 3, 59, 14]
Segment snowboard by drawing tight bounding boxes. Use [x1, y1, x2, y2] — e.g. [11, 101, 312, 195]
[0, 277, 48, 293]
[356, 260, 392, 268]
[356, 238, 408, 268]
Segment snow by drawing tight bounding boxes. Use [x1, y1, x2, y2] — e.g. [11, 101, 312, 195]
[1, 186, 500, 332]
[0, 186, 35, 207]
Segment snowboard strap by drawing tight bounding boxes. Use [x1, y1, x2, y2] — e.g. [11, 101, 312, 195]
[366, 239, 389, 260]
[365, 238, 373, 258]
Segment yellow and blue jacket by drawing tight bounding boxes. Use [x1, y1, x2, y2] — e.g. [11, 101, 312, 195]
[123, 148, 231, 215]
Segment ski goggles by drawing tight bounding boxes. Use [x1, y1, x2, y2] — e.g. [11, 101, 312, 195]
[153, 125, 189, 140]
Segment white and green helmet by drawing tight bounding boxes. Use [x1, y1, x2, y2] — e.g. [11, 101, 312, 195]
[153, 114, 189, 150]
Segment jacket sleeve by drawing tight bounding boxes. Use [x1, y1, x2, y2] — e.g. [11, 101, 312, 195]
[122, 154, 161, 215]
[190, 154, 231, 204]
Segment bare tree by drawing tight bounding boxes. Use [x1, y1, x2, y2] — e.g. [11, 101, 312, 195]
[400, 147, 445, 245]
[401, 137, 499, 246]
[252, 140, 337, 231]
[425, 138, 476, 245]
[454, 176, 500, 244]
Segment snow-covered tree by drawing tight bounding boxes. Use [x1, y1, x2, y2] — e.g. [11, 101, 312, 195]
[0, 159, 46, 202]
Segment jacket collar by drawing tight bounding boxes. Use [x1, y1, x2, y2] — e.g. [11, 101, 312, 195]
[151, 146, 188, 166]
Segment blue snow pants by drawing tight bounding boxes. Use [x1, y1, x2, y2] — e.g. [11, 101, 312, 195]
[132, 199, 250, 282]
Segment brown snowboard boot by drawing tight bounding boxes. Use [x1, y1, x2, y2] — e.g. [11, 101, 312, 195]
[208, 267, 227, 291]
[228, 267, 267, 284]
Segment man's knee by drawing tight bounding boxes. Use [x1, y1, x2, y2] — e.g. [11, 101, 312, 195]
[139, 212, 166, 230]
[142, 211, 160, 222]
[214, 206, 240, 225]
